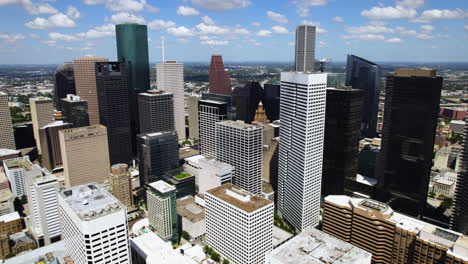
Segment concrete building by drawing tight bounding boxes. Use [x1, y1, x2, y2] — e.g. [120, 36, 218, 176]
[277, 72, 327, 231]
[3, 156, 42, 197]
[209, 55, 232, 95]
[109, 163, 134, 209]
[146, 181, 178, 243]
[0, 211, 22, 235]
[266, 227, 372, 264]
[29, 97, 54, 153]
[156, 60, 185, 140]
[58, 183, 130, 264]
[205, 184, 274, 264]
[187, 95, 200, 140]
[0, 172, 14, 216]
[59, 125, 110, 188]
[176, 195, 205, 240]
[452, 119, 468, 235]
[294, 25, 316, 72]
[450, 120, 465, 135]
[198, 99, 227, 158]
[215, 120, 263, 195]
[6, 240, 72, 264]
[0, 148, 21, 163]
[323, 195, 468, 264]
[39, 120, 72, 171]
[60, 94, 89, 128]
[184, 155, 233, 194]
[73, 56, 109, 125]
[0, 92, 16, 150]
[138, 90, 175, 134]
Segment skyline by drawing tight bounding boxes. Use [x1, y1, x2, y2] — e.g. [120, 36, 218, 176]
[0, 0, 466, 64]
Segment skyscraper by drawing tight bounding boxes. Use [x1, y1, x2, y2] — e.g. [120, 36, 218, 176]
[3, 156, 42, 197]
[156, 60, 185, 140]
[263, 84, 280, 121]
[109, 163, 134, 209]
[209, 55, 232, 95]
[187, 95, 200, 140]
[39, 120, 72, 171]
[277, 72, 327, 232]
[146, 180, 178, 243]
[138, 90, 175, 134]
[95, 62, 133, 165]
[198, 99, 227, 158]
[232, 82, 264, 124]
[54, 63, 75, 110]
[60, 94, 89, 128]
[0, 92, 15, 150]
[294, 25, 316, 72]
[322, 87, 363, 196]
[345, 55, 381, 138]
[451, 119, 468, 235]
[59, 125, 110, 188]
[375, 69, 442, 217]
[29, 97, 54, 154]
[202, 92, 237, 120]
[73, 56, 109, 125]
[215, 120, 263, 195]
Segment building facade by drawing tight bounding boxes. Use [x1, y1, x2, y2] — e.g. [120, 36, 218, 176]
[198, 100, 227, 158]
[147, 181, 178, 243]
[3, 156, 42, 197]
[209, 55, 232, 95]
[39, 120, 72, 171]
[54, 63, 76, 110]
[294, 25, 316, 72]
[0, 212, 22, 235]
[0, 92, 16, 150]
[138, 90, 175, 134]
[29, 97, 54, 153]
[188, 96, 200, 140]
[263, 84, 280, 121]
[451, 119, 468, 235]
[232, 82, 264, 124]
[109, 163, 134, 209]
[184, 155, 233, 194]
[60, 94, 89, 128]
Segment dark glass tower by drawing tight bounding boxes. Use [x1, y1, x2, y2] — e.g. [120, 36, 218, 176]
[375, 69, 442, 217]
[232, 82, 264, 124]
[345, 55, 381, 138]
[54, 63, 75, 110]
[116, 23, 150, 154]
[95, 62, 133, 165]
[201, 92, 237, 120]
[138, 90, 175, 134]
[60, 95, 89, 128]
[322, 87, 363, 196]
[451, 120, 468, 235]
[263, 84, 280, 121]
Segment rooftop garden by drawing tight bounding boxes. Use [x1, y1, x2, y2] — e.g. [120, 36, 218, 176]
[173, 172, 192, 180]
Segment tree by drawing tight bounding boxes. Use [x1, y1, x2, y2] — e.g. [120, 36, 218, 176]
[182, 231, 191, 241]
[13, 197, 25, 217]
[429, 191, 436, 198]
[222, 259, 230, 264]
[211, 252, 220, 262]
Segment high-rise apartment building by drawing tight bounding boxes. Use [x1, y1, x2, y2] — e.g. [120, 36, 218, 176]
[30, 97, 54, 153]
[277, 72, 327, 232]
[322, 87, 363, 195]
[215, 120, 263, 195]
[187, 95, 200, 140]
[59, 125, 110, 188]
[39, 120, 72, 171]
[198, 100, 227, 158]
[156, 60, 185, 140]
[375, 69, 442, 217]
[58, 183, 131, 264]
[95, 62, 133, 165]
[146, 180, 178, 243]
[54, 62, 76, 110]
[109, 163, 134, 209]
[451, 119, 468, 235]
[73, 56, 109, 125]
[137, 131, 179, 187]
[0, 92, 15, 150]
[232, 82, 264, 124]
[60, 94, 89, 128]
[209, 55, 232, 95]
[345, 55, 381, 138]
[263, 84, 280, 121]
[184, 155, 233, 194]
[3, 156, 42, 197]
[206, 184, 274, 264]
[294, 25, 316, 72]
[138, 90, 175, 134]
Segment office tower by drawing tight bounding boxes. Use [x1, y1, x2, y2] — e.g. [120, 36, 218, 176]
[206, 184, 274, 264]
[54, 62, 75, 110]
[59, 125, 110, 188]
[202, 92, 237, 120]
[278, 72, 327, 232]
[73, 56, 109, 125]
[58, 183, 130, 264]
[215, 120, 263, 195]
[327, 72, 346, 88]
[184, 155, 233, 194]
[375, 69, 442, 217]
[188, 96, 200, 140]
[27, 174, 60, 246]
[60, 94, 89, 128]
[0, 92, 15, 150]
[13, 122, 35, 149]
[232, 82, 264, 124]
[3, 156, 42, 197]
[345, 55, 381, 138]
[39, 120, 72, 171]
[138, 90, 175, 134]
[95, 62, 133, 165]
[294, 25, 316, 72]
[109, 163, 134, 209]
[209, 55, 232, 95]
[137, 131, 179, 187]
[146, 180, 178, 243]
[156, 60, 185, 140]
[322, 87, 363, 195]
[451, 120, 468, 234]
[198, 100, 227, 158]
[323, 195, 468, 264]
[0, 172, 14, 216]
[263, 84, 280, 121]
[29, 97, 54, 153]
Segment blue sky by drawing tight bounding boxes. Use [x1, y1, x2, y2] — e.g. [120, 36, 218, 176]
[0, 0, 467, 64]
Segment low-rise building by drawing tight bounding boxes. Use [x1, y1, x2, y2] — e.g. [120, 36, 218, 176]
[3, 156, 42, 197]
[184, 155, 233, 194]
[450, 120, 466, 135]
[176, 195, 205, 240]
[0, 211, 22, 235]
[9, 232, 37, 256]
[5, 240, 73, 264]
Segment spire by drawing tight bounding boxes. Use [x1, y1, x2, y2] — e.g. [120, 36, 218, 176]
[252, 102, 270, 125]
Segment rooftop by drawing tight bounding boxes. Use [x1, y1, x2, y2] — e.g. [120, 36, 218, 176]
[6, 240, 69, 264]
[4, 157, 33, 171]
[173, 172, 193, 180]
[206, 184, 272, 213]
[356, 174, 378, 186]
[148, 180, 176, 194]
[0, 211, 20, 222]
[176, 195, 205, 223]
[140, 90, 172, 96]
[450, 120, 465, 125]
[41, 120, 71, 129]
[179, 147, 200, 160]
[0, 148, 21, 156]
[218, 120, 262, 130]
[394, 68, 436, 77]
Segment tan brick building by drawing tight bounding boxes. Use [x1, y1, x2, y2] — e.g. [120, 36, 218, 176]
[109, 163, 133, 209]
[29, 97, 54, 153]
[0, 211, 22, 235]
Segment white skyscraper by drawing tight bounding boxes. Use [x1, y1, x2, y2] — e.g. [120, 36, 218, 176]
[205, 184, 274, 264]
[215, 120, 263, 195]
[3, 156, 42, 197]
[277, 72, 327, 232]
[198, 99, 227, 158]
[156, 61, 185, 140]
[184, 155, 233, 194]
[58, 183, 131, 264]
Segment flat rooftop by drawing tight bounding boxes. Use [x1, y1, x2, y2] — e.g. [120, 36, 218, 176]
[176, 195, 205, 223]
[148, 180, 176, 194]
[0, 211, 20, 222]
[218, 120, 262, 130]
[267, 227, 372, 264]
[140, 90, 172, 96]
[0, 148, 21, 156]
[206, 184, 272, 213]
[6, 240, 69, 264]
[41, 120, 71, 129]
[4, 157, 33, 171]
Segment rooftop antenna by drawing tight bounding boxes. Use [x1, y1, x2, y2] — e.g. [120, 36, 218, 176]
[161, 37, 165, 62]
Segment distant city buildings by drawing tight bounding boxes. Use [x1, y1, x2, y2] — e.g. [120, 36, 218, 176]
[109, 163, 134, 209]
[0, 92, 16, 150]
[54, 63, 76, 110]
[209, 55, 232, 95]
[29, 97, 54, 153]
[60, 94, 89, 128]
[294, 25, 316, 72]
[147, 180, 178, 243]
[198, 99, 227, 158]
[138, 90, 175, 134]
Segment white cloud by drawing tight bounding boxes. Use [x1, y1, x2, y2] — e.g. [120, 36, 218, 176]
[361, 6, 417, 20]
[386, 37, 403, 43]
[413, 8, 468, 23]
[191, 0, 250, 11]
[25, 13, 76, 29]
[396, 0, 425, 9]
[201, 16, 214, 25]
[48, 32, 80, 41]
[201, 39, 228, 45]
[251, 22, 261, 27]
[266, 11, 288, 24]
[246, 39, 261, 46]
[196, 23, 229, 35]
[79, 24, 115, 38]
[271, 25, 289, 34]
[167, 26, 195, 37]
[318, 40, 326, 47]
[395, 26, 418, 36]
[345, 24, 395, 34]
[177, 6, 199, 16]
[0, 32, 26, 43]
[148, 19, 175, 30]
[83, 0, 106, 4]
[0, 0, 59, 14]
[288, 41, 294, 46]
[294, 0, 332, 17]
[66, 5, 80, 20]
[111, 12, 146, 24]
[105, 0, 145, 12]
[29, 33, 40, 38]
[42, 39, 56, 46]
[257, 30, 272, 37]
[302, 20, 327, 33]
[332, 16, 343, 22]
[416, 33, 434, 39]
[343, 34, 386, 41]
[234, 27, 250, 35]
[465, 25, 468, 31]
[420, 25, 434, 31]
